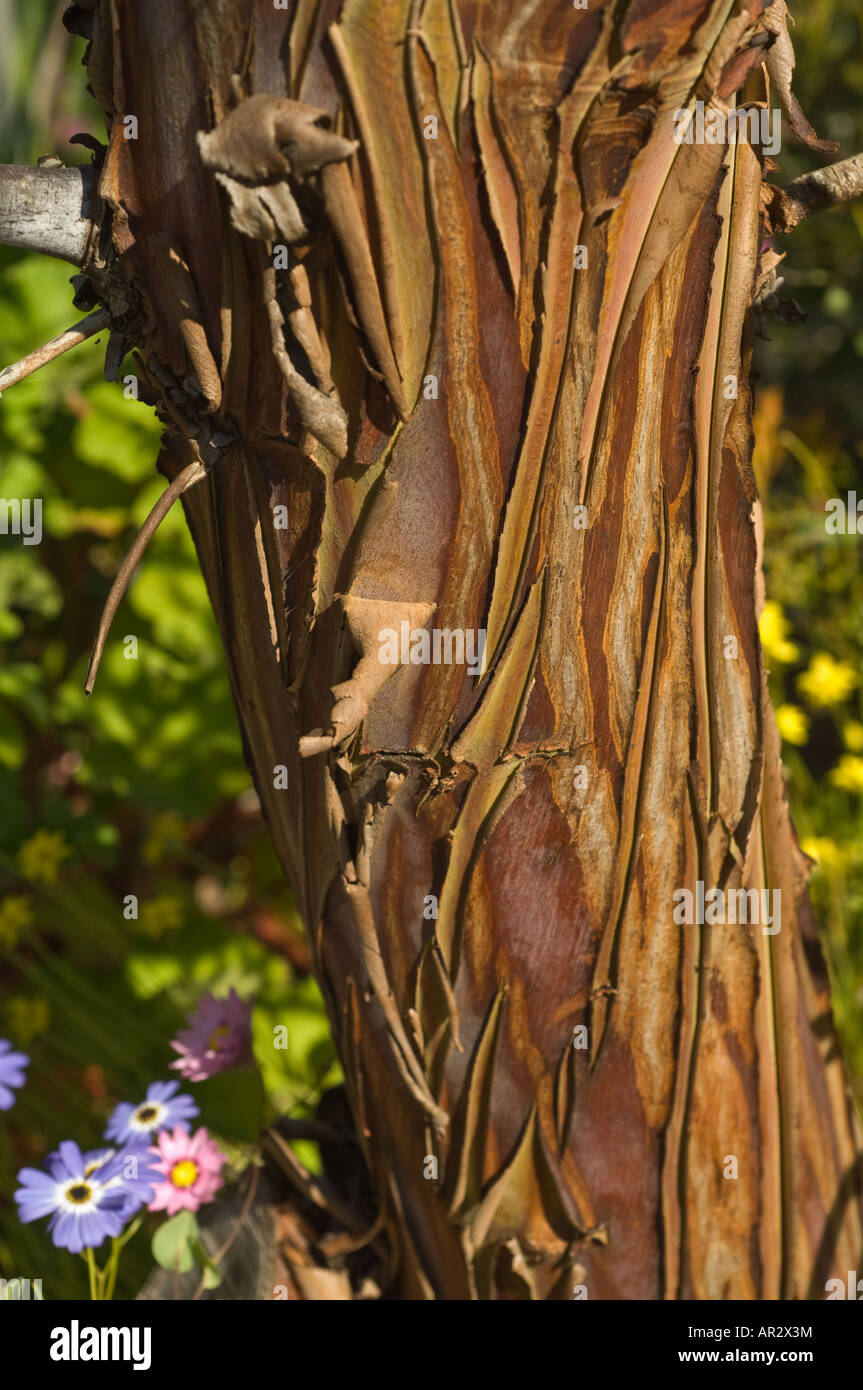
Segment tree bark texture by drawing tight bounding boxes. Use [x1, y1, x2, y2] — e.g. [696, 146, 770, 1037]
[65, 0, 863, 1298]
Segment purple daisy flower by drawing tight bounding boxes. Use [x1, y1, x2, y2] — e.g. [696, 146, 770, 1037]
[15, 1141, 129, 1253]
[46, 1144, 162, 1221]
[104, 1080, 199, 1146]
[0, 1039, 29, 1110]
[170, 988, 252, 1082]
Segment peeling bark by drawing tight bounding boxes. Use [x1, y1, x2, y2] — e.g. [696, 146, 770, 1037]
[17, 0, 863, 1298]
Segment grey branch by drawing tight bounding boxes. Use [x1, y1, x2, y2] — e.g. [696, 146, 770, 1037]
[0, 307, 109, 393]
[769, 153, 863, 234]
[0, 164, 100, 265]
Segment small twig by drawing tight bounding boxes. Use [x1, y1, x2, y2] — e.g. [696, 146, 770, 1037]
[274, 1117, 345, 1146]
[192, 1163, 261, 1301]
[0, 307, 108, 394]
[84, 458, 207, 695]
[262, 1126, 368, 1238]
[768, 152, 863, 234]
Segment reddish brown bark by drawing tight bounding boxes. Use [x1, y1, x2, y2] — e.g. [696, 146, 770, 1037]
[52, 0, 863, 1297]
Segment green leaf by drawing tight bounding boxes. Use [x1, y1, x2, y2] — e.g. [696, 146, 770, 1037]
[151, 1210, 199, 1273]
[0, 707, 25, 769]
[0, 550, 62, 621]
[190, 1238, 223, 1289]
[73, 382, 161, 483]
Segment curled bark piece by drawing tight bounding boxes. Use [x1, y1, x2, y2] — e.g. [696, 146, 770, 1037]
[321, 160, 409, 421]
[471, 42, 520, 297]
[104, 331, 127, 383]
[0, 307, 108, 393]
[715, 29, 772, 101]
[286, 262, 335, 397]
[197, 96, 407, 419]
[761, 1, 839, 153]
[343, 880, 450, 1135]
[299, 595, 436, 756]
[701, 5, 765, 97]
[211, 171, 307, 244]
[263, 265, 348, 457]
[84, 458, 207, 695]
[752, 245, 786, 306]
[147, 235, 222, 411]
[197, 95, 358, 185]
[196, 95, 357, 245]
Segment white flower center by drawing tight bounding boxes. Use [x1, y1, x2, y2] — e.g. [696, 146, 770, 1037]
[130, 1100, 167, 1132]
[58, 1179, 102, 1212]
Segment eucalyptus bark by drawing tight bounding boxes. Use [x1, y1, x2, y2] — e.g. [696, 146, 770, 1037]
[15, 0, 863, 1298]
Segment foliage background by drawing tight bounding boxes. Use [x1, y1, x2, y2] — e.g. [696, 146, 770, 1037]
[0, 0, 340, 1298]
[0, 0, 861, 1296]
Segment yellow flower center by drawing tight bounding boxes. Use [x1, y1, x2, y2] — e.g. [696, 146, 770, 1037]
[170, 1160, 199, 1189]
[207, 1024, 231, 1051]
[135, 1104, 159, 1124]
[65, 1182, 93, 1206]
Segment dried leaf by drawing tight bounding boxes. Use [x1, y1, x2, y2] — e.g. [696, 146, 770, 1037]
[761, 0, 839, 153]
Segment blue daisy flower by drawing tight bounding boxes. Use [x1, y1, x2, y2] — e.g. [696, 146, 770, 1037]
[46, 1144, 162, 1221]
[104, 1080, 199, 1146]
[0, 1039, 29, 1110]
[15, 1141, 129, 1253]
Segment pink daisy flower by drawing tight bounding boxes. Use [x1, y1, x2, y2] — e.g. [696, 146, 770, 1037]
[170, 988, 252, 1082]
[147, 1126, 225, 1215]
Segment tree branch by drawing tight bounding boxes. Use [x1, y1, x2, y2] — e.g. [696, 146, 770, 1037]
[0, 163, 100, 265]
[767, 152, 863, 234]
[0, 307, 109, 393]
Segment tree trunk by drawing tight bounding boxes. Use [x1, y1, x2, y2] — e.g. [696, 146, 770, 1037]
[11, 0, 863, 1298]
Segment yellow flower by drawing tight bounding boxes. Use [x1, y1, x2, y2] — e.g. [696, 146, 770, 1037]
[5, 995, 50, 1044]
[138, 894, 184, 939]
[800, 837, 846, 873]
[0, 894, 34, 947]
[775, 703, 809, 746]
[843, 721, 863, 752]
[830, 755, 863, 793]
[797, 652, 859, 709]
[759, 601, 799, 665]
[17, 829, 71, 886]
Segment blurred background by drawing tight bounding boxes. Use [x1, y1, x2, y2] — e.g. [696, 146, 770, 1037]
[0, 0, 861, 1295]
[0, 0, 341, 1297]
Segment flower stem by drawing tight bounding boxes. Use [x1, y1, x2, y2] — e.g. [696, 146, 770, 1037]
[103, 1216, 143, 1301]
[116, 1214, 144, 1251]
[84, 1248, 98, 1300]
[104, 1242, 119, 1301]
